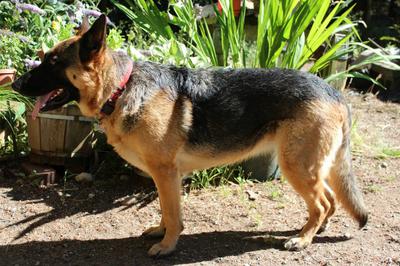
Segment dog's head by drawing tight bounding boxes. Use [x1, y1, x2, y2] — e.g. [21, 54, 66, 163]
[12, 15, 109, 117]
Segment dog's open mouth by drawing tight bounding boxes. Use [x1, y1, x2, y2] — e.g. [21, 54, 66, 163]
[31, 88, 71, 120]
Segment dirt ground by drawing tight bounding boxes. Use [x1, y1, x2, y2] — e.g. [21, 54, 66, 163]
[0, 91, 399, 266]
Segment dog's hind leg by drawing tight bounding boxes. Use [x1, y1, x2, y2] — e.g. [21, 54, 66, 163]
[317, 182, 337, 233]
[146, 164, 183, 257]
[277, 117, 343, 250]
[282, 175, 332, 250]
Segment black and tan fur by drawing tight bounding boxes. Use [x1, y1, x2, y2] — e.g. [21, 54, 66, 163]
[12, 15, 368, 256]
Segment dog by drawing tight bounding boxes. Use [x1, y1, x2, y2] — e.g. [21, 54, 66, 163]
[12, 15, 368, 256]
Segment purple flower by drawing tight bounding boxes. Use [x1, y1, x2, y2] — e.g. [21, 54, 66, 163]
[24, 59, 41, 69]
[16, 3, 46, 15]
[82, 9, 114, 26]
[0, 29, 30, 43]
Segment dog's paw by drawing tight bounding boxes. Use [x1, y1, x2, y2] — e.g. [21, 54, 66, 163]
[284, 237, 311, 251]
[142, 225, 165, 238]
[148, 242, 176, 257]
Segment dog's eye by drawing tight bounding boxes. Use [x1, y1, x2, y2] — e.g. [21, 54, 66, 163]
[49, 55, 58, 65]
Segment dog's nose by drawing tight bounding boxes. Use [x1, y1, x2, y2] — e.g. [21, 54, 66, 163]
[11, 78, 22, 92]
[11, 73, 30, 92]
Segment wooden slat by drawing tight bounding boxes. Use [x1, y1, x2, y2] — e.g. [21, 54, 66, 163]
[26, 113, 41, 153]
[40, 108, 67, 152]
[65, 105, 92, 155]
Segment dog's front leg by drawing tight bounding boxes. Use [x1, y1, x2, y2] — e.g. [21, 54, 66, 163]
[147, 165, 183, 257]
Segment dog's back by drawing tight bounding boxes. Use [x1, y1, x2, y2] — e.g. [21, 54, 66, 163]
[180, 67, 344, 151]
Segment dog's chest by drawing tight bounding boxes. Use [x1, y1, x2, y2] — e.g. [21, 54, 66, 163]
[100, 118, 149, 173]
[113, 142, 149, 173]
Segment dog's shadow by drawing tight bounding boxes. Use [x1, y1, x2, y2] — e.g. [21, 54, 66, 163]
[0, 230, 350, 265]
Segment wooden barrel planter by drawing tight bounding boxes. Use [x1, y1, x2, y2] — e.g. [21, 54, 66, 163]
[26, 104, 95, 169]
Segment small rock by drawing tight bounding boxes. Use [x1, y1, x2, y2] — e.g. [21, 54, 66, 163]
[380, 162, 388, 168]
[344, 232, 352, 239]
[75, 172, 93, 183]
[245, 190, 258, 201]
[88, 193, 95, 199]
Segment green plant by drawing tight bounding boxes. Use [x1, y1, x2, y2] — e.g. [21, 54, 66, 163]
[115, 0, 400, 81]
[377, 148, 400, 159]
[264, 182, 284, 201]
[0, 85, 32, 156]
[171, 0, 219, 66]
[324, 43, 400, 87]
[255, 0, 353, 70]
[107, 28, 125, 50]
[189, 165, 247, 189]
[366, 184, 382, 193]
[0, 35, 27, 73]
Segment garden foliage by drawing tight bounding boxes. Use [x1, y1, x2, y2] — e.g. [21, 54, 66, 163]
[114, 0, 400, 83]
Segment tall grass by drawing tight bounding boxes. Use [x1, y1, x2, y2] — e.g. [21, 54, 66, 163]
[255, 0, 355, 70]
[0, 84, 32, 155]
[0, 84, 32, 125]
[114, 0, 399, 79]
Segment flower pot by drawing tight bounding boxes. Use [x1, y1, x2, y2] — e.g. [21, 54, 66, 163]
[217, 0, 242, 16]
[0, 69, 16, 86]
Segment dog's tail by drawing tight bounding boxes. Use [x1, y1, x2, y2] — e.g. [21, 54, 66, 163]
[330, 105, 368, 228]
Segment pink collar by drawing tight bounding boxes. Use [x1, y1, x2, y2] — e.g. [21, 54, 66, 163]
[100, 61, 133, 116]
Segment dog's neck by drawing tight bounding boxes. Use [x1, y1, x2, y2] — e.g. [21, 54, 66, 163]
[111, 51, 133, 84]
[94, 50, 132, 116]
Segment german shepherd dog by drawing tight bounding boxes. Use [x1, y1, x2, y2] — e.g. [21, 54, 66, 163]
[12, 15, 368, 256]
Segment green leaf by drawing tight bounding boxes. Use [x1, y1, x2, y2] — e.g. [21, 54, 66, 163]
[310, 33, 353, 72]
[325, 71, 386, 89]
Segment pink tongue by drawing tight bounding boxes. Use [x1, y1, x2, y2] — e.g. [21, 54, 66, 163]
[31, 91, 54, 120]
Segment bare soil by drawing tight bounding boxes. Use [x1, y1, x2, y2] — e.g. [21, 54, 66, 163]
[0, 91, 399, 266]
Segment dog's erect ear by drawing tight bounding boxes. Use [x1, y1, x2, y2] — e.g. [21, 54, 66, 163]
[76, 15, 90, 36]
[79, 14, 107, 62]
